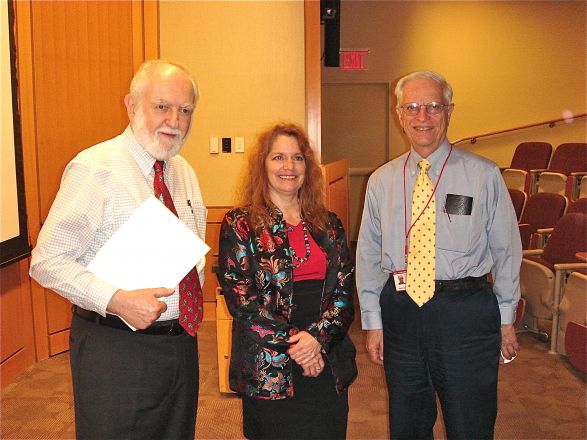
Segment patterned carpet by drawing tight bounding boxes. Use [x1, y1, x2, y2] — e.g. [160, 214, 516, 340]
[1, 320, 585, 439]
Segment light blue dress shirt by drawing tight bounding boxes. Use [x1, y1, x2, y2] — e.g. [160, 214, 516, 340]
[356, 139, 522, 329]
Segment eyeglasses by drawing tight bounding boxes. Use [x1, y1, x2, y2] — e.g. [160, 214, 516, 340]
[399, 102, 451, 116]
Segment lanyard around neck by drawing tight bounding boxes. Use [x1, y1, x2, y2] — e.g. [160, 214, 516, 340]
[402, 145, 453, 261]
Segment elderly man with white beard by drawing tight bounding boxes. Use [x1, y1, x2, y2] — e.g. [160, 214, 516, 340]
[30, 60, 206, 440]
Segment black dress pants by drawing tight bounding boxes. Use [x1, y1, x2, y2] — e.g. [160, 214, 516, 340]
[380, 277, 501, 440]
[69, 314, 199, 440]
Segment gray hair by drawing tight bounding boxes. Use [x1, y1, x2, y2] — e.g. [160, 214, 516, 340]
[395, 70, 453, 106]
[130, 59, 200, 104]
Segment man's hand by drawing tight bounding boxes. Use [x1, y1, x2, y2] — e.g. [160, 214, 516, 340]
[287, 331, 322, 365]
[500, 324, 519, 364]
[106, 288, 175, 329]
[366, 329, 384, 365]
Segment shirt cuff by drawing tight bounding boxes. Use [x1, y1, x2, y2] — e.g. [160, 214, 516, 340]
[361, 310, 383, 330]
[87, 279, 121, 316]
[499, 304, 517, 326]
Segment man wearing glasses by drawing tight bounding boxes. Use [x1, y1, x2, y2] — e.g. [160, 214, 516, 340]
[356, 71, 521, 439]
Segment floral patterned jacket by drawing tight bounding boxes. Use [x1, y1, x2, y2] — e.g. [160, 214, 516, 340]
[218, 206, 356, 399]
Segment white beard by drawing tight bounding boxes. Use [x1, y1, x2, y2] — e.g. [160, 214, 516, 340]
[133, 108, 185, 161]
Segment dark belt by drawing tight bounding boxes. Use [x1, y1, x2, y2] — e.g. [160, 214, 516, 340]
[73, 306, 185, 336]
[434, 276, 487, 292]
[390, 275, 487, 292]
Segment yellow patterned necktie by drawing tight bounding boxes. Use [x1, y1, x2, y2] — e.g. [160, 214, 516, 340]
[406, 159, 436, 307]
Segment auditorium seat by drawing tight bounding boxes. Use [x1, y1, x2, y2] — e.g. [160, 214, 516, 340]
[567, 197, 587, 214]
[579, 175, 587, 199]
[556, 271, 587, 355]
[565, 322, 587, 373]
[535, 143, 587, 198]
[517, 192, 567, 249]
[502, 142, 552, 192]
[519, 213, 587, 344]
[513, 297, 526, 329]
[508, 188, 527, 221]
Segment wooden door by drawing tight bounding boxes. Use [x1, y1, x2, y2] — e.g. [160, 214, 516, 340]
[322, 160, 350, 242]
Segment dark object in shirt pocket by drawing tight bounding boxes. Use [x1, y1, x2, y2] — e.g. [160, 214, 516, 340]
[445, 194, 473, 215]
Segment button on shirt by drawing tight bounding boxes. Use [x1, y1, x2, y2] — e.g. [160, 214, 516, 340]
[30, 126, 206, 320]
[356, 139, 522, 329]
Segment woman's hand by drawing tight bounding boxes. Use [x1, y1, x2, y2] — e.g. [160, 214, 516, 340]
[300, 353, 325, 377]
[287, 331, 322, 365]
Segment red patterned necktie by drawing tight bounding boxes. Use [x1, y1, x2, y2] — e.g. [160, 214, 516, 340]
[153, 160, 202, 335]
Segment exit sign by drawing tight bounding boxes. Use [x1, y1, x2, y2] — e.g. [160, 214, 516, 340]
[340, 49, 369, 71]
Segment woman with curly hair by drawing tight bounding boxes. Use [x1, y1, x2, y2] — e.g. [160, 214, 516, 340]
[218, 122, 357, 439]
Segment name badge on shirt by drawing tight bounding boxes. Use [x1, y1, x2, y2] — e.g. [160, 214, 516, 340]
[392, 270, 407, 292]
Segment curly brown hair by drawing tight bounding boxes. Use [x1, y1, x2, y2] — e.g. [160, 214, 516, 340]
[239, 122, 329, 231]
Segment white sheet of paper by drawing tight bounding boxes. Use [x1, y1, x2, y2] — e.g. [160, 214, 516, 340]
[87, 195, 209, 292]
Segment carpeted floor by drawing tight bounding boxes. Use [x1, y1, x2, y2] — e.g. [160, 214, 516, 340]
[1, 319, 585, 439]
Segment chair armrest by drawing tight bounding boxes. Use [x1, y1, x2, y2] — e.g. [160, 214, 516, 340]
[570, 172, 587, 177]
[531, 228, 553, 249]
[553, 262, 587, 272]
[529, 168, 547, 173]
[523, 249, 544, 257]
[540, 171, 566, 177]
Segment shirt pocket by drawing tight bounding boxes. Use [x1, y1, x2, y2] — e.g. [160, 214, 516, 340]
[176, 202, 200, 236]
[436, 210, 472, 253]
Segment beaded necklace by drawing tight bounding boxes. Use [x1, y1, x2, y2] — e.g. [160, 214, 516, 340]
[287, 220, 311, 267]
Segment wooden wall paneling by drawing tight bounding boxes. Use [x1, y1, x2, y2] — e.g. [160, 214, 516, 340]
[0, 260, 36, 387]
[10, 0, 158, 370]
[20, 260, 36, 367]
[203, 207, 231, 320]
[143, 0, 160, 59]
[14, 0, 49, 361]
[1, 265, 26, 373]
[31, 1, 134, 223]
[14, 1, 156, 360]
[30, 0, 74, 352]
[28, 0, 138, 356]
[322, 160, 350, 241]
[131, 1, 146, 70]
[131, 0, 160, 71]
[304, 0, 321, 156]
[48, 330, 70, 357]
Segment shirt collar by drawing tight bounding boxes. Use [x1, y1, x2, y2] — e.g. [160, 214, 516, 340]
[122, 125, 161, 177]
[408, 138, 451, 178]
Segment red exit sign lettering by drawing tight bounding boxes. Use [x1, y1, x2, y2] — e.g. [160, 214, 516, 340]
[340, 50, 369, 71]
